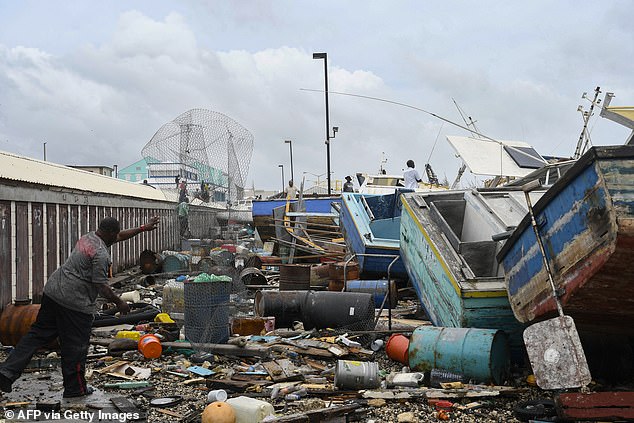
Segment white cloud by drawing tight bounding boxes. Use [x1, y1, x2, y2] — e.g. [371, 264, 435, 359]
[0, 2, 633, 191]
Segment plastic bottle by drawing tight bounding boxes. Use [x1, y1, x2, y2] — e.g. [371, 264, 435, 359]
[226, 396, 275, 423]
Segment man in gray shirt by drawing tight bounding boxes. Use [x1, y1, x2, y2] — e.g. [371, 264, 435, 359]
[0, 216, 159, 398]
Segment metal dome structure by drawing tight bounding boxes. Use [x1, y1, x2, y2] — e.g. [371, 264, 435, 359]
[141, 109, 253, 205]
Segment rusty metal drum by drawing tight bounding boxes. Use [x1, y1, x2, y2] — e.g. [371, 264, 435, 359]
[0, 300, 40, 346]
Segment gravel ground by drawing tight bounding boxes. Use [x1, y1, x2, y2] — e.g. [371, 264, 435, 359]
[0, 345, 558, 423]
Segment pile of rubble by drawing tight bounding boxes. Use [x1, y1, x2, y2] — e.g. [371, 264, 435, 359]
[1, 240, 633, 422]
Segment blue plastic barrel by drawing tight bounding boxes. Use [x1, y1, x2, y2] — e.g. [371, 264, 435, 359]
[345, 280, 396, 308]
[162, 253, 190, 273]
[408, 326, 510, 385]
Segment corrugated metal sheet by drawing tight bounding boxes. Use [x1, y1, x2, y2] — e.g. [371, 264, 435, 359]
[0, 149, 166, 201]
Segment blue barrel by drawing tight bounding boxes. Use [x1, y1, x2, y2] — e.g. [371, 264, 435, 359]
[345, 279, 397, 308]
[408, 326, 510, 385]
[162, 253, 190, 273]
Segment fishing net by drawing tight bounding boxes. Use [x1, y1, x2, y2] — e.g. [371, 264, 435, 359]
[141, 109, 253, 205]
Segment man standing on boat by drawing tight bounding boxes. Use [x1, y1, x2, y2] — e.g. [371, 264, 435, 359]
[284, 180, 298, 199]
[0, 216, 160, 398]
[343, 175, 354, 192]
[403, 160, 422, 189]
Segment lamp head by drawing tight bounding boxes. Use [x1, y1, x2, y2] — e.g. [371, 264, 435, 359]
[313, 52, 327, 59]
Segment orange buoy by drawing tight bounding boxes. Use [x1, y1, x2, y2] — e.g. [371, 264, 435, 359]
[202, 401, 236, 423]
[138, 334, 162, 359]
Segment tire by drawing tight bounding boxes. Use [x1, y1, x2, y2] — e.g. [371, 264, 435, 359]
[513, 399, 557, 422]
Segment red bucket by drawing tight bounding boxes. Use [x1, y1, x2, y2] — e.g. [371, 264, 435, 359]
[386, 334, 410, 365]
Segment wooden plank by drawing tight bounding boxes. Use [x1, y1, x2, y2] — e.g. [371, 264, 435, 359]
[46, 204, 57, 278]
[556, 392, 634, 420]
[58, 205, 69, 264]
[15, 202, 29, 300]
[70, 205, 79, 250]
[0, 201, 12, 309]
[263, 359, 302, 382]
[31, 203, 44, 302]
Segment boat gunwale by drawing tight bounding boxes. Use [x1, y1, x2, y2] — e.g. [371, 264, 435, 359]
[497, 145, 634, 261]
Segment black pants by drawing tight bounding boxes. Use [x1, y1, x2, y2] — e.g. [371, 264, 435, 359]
[179, 215, 189, 236]
[0, 294, 93, 396]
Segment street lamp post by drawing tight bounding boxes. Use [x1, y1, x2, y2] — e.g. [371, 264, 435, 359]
[278, 164, 285, 193]
[313, 52, 331, 195]
[284, 140, 294, 182]
[43, 142, 47, 161]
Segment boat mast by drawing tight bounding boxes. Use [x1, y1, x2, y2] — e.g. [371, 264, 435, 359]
[573, 86, 601, 159]
[451, 99, 482, 189]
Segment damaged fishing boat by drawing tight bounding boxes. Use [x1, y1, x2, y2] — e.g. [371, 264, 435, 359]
[399, 186, 551, 356]
[339, 191, 409, 279]
[497, 145, 634, 334]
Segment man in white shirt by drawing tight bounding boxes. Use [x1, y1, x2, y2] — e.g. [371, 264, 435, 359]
[284, 180, 298, 199]
[403, 160, 422, 189]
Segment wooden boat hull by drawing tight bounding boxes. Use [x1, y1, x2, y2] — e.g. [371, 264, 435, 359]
[399, 189, 532, 356]
[498, 146, 634, 334]
[340, 193, 407, 278]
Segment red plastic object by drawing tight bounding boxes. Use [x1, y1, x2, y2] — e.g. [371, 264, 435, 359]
[138, 334, 162, 359]
[385, 334, 410, 365]
[220, 244, 237, 253]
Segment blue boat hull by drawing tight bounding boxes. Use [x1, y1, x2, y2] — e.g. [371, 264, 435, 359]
[340, 193, 407, 278]
[497, 146, 634, 334]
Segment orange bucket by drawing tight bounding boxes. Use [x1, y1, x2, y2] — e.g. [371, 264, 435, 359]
[138, 334, 162, 359]
[386, 334, 410, 365]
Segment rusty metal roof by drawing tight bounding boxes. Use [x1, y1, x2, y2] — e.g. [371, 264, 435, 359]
[0, 149, 168, 201]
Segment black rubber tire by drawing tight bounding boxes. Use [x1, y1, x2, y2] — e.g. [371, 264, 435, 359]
[513, 398, 557, 422]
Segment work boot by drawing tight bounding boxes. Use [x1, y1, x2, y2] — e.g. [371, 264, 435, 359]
[0, 373, 12, 393]
[63, 385, 94, 398]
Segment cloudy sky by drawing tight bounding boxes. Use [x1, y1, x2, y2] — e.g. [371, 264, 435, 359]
[1, 1, 633, 191]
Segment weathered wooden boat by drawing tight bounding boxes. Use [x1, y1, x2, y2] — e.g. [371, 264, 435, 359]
[497, 145, 634, 334]
[252, 196, 341, 242]
[339, 191, 408, 278]
[399, 188, 545, 354]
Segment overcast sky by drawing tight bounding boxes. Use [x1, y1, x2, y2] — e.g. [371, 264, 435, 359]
[1, 1, 633, 191]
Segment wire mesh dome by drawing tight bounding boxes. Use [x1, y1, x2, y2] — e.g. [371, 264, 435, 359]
[141, 109, 253, 203]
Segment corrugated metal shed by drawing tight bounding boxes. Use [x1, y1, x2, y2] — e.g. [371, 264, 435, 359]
[0, 149, 167, 201]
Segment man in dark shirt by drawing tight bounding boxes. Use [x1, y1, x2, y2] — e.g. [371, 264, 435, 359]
[343, 175, 354, 192]
[0, 216, 159, 398]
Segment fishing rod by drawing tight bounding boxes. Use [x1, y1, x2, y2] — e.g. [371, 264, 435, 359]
[300, 88, 501, 144]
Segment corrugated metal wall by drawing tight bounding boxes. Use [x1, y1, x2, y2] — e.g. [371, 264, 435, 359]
[0, 181, 219, 312]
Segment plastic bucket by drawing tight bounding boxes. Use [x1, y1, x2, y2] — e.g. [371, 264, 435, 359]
[408, 326, 510, 385]
[138, 334, 162, 359]
[386, 334, 410, 365]
[334, 360, 380, 390]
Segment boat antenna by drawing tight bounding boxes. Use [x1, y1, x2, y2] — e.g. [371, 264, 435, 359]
[573, 87, 601, 159]
[450, 99, 483, 188]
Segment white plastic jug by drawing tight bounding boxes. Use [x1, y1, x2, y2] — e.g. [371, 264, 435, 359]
[226, 396, 275, 423]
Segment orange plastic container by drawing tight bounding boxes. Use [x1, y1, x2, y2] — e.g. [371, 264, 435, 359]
[138, 334, 162, 359]
[386, 334, 410, 365]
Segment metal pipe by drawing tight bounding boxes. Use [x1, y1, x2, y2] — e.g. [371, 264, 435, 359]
[522, 181, 564, 317]
[343, 252, 399, 329]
